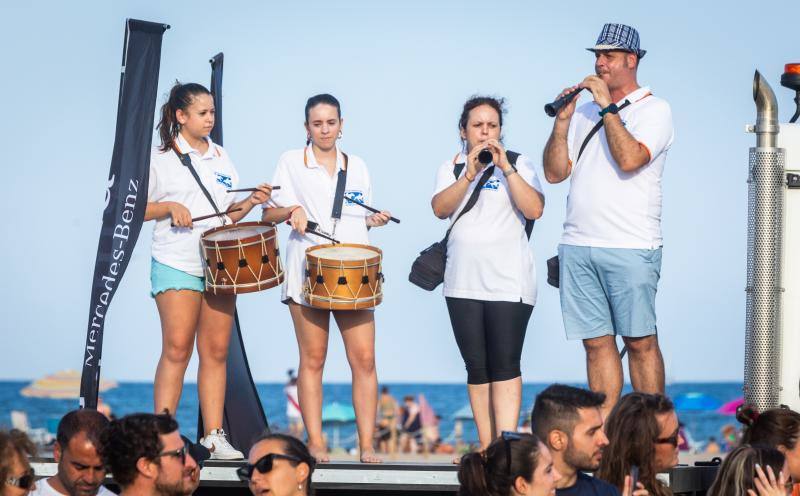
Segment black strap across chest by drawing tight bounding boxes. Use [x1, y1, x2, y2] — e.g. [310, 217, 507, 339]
[576, 100, 632, 163]
[174, 147, 223, 218]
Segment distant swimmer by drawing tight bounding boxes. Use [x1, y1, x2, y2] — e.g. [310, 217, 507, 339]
[144, 82, 272, 460]
[262, 94, 391, 464]
[542, 23, 675, 419]
[430, 95, 544, 449]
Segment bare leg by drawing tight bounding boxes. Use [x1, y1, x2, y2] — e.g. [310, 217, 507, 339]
[153, 290, 202, 415]
[584, 335, 623, 419]
[195, 292, 235, 434]
[467, 383, 495, 449]
[290, 303, 331, 462]
[491, 376, 522, 436]
[624, 335, 665, 394]
[335, 310, 382, 463]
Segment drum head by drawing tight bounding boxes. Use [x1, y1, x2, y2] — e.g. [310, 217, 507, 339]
[204, 224, 273, 241]
[309, 245, 379, 261]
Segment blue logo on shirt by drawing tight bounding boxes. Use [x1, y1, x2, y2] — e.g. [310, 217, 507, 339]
[215, 172, 232, 188]
[344, 190, 365, 205]
[482, 177, 500, 190]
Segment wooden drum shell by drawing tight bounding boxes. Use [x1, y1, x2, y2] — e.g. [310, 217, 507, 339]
[303, 243, 383, 310]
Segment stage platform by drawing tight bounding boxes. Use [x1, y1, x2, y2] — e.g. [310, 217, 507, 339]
[31, 458, 720, 495]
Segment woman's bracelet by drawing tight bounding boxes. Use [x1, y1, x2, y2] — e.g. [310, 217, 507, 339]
[288, 205, 302, 217]
[464, 172, 475, 182]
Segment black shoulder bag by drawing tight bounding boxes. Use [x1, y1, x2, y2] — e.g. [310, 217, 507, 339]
[546, 101, 631, 288]
[408, 164, 495, 291]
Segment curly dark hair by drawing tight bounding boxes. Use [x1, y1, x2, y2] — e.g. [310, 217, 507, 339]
[99, 413, 179, 487]
[595, 393, 675, 496]
[0, 429, 36, 485]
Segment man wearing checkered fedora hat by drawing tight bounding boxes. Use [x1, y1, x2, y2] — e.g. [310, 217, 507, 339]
[543, 23, 674, 419]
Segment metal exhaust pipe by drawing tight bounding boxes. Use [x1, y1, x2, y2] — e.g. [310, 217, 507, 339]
[745, 70, 783, 412]
[754, 70, 780, 147]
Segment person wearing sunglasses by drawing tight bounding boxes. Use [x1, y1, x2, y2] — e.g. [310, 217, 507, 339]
[457, 431, 561, 495]
[238, 433, 316, 496]
[99, 413, 199, 496]
[596, 393, 679, 496]
[707, 444, 791, 496]
[1, 429, 37, 496]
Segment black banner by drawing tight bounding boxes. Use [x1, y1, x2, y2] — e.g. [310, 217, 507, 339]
[195, 53, 270, 451]
[79, 19, 169, 409]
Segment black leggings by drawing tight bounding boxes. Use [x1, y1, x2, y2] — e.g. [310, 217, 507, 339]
[445, 297, 533, 385]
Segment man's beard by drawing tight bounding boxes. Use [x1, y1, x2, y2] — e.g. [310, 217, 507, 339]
[155, 473, 192, 496]
[563, 443, 601, 472]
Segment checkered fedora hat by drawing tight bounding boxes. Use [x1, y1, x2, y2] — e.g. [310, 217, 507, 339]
[587, 23, 646, 59]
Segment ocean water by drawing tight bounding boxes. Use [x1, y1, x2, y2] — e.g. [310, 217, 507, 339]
[0, 381, 743, 450]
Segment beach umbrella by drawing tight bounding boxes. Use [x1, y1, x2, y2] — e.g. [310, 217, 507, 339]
[21, 370, 117, 399]
[321, 402, 355, 449]
[673, 392, 722, 412]
[718, 397, 745, 415]
[452, 404, 474, 420]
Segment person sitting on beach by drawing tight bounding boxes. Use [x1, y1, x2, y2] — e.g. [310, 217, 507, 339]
[457, 432, 560, 496]
[738, 405, 800, 495]
[531, 384, 647, 495]
[99, 413, 199, 496]
[596, 393, 680, 496]
[706, 444, 790, 496]
[31, 409, 114, 496]
[238, 433, 316, 496]
[0, 429, 37, 496]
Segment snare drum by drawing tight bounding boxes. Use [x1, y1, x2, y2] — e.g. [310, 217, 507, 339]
[303, 244, 383, 310]
[201, 221, 284, 295]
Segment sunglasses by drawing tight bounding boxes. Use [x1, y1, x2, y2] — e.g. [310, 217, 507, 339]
[156, 445, 187, 465]
[6, 469, 35, 490]
[236, 453, 302, 481]
[655, 432, 680, 447]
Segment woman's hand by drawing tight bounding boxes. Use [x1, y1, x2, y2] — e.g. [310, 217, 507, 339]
[169, 202, 193, 228]
[485, 139, 510, 173]
[622, 475, 649, 496]
[748, 464, 790, 496]
[366, 211, 392, 227]
[465, 145, 487, 182]
[247, 183, 273, 205]
[288, 206, 308, 235]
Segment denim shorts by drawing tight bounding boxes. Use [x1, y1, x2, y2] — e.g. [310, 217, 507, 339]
[558, 244, 661, 340]
[150, 258, 205, 297]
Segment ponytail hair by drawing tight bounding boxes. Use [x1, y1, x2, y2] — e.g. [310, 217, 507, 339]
[739, 405, 800, 450]
[156, 81, 212, 152]
[457, 433, 543, 496]
[304, 93, 342, 146]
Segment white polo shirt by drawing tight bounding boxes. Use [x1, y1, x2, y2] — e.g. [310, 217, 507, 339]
[266, 145, 371, 304]
[30, 478, 116, 496]
[563, 86, 674, 249]
[147, 134, 238, 276]
[433, 152, 544, 305]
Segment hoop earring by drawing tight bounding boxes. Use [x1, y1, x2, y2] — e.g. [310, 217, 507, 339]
[306, 135, 311, 146]
[337, 130, 343, 139]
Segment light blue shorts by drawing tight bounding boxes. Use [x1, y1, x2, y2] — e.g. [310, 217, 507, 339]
[150, 258, 204, 298]
[558, 244, 661, 340]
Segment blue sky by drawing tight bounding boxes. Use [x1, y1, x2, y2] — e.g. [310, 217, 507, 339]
[2, 0, 799, 383]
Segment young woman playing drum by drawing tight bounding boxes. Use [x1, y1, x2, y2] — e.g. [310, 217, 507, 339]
[262, 94, 391, 463]
[145, 82, 272, 459]
[431, 96, 545, 449]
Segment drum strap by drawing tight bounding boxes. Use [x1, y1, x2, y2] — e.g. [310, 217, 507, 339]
[173, 146, 227, 224]
[331, 152, 349, 221]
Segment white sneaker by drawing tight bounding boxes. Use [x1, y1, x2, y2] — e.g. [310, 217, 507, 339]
[200, 429, 244, 460]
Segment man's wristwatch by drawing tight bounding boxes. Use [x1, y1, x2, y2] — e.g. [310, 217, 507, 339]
[503, 166, 518, 177]
[599, 103, 619, 117]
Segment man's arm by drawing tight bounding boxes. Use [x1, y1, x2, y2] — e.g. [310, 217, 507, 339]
[542, 86, 580, 183]
[603, 113, 650, 172]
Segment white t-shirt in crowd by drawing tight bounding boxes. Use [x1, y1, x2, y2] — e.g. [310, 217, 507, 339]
[433, 152, 544, 305]
[148, 134, 239, 276]
[266, 145, 371, 305]
[563, 86, 674, 249]
[30, 478, 116, 496]
[285, 383, 301, 419]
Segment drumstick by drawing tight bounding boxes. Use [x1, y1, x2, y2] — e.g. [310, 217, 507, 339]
[343, 196, 400, 223]
[288, 220, 340, 244]
[171, 208, 243, 227]
[227, 186, 281, 193]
